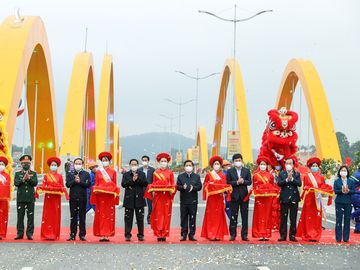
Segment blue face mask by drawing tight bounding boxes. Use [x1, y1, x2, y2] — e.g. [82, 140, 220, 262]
[311, 167, 319, 173]
[50, 165, 58, 172]
[275, 166, 281, 171]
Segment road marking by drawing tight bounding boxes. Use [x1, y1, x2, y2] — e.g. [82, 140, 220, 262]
[21, 267, 33, 270]
[257, 267, 270, 270]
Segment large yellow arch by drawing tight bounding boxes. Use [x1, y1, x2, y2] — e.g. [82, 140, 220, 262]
[96, 54, 114, 158]
[196, 127, 209, 169]
[0, 16, 58, 171]
[212, 58, 253, 163]
[275, 59, 341, 161]
[113, 123, 119, 169]
[60, 52, 96, 164]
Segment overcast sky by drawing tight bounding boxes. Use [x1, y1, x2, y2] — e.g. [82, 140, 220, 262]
[1, 0, 359, 149]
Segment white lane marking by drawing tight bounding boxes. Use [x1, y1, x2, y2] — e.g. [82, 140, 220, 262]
[257, 267, 270, 270]
[21, 267, 33, 270]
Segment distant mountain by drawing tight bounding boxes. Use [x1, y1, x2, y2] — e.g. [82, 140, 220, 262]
[120, 132, 197, 162]
[120, 132, 259, 164]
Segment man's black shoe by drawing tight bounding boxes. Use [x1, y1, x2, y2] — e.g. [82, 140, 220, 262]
[14, 235, 23, 240]
[79, 236, 86, 241]
[188, 236, 197, 241]
[66, 236, 75, 241]
[278, 237, 286, 242]
[229, 236, 236, 241]
[289, 236, 298, 242]
[27, 235, 33, 240]
[180, 236, 186, 241]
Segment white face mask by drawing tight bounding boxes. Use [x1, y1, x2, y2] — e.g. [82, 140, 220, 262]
[285, 164, 293, 171]
[259, 164, 267, 171]
[102, 161, 110, 167]
[340, 171, 348, 177]
[234, 161, 243, 168]
[142, 161, 148, 166]
[0, 165, 5, 172]
[185, 166, 193, 173]
[213, 164, 221, 171]
[131, 165, 138, 172]
[160, 161, 168, 169]
[50, 165, 58, 172]
[74, 164, 82, 171]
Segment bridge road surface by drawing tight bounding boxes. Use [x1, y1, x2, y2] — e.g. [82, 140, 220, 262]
[1, 173, 359, 270]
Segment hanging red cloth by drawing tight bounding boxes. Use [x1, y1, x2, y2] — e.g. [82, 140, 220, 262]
[36, 172, 68, 240]
[91, 167, 120, 238]
[145, 168, 176, 238]
[201, 170, 232, 240]
[296, 172, 333, 241]
[0, 171, 11, 238]
[251, 170, 279, 238]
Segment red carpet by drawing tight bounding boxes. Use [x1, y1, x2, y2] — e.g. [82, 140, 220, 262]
[1, 227, 360, 245]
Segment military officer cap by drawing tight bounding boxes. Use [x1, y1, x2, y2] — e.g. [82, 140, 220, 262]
[19, 154, 32, 162]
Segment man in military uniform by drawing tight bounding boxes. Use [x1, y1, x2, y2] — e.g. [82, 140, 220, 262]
[14, 155, 38, 240]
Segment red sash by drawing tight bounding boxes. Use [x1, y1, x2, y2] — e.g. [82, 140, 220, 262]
[300, 173, 334, 206]
[203, 171, 232, 201]
[244, 172, 279, 202]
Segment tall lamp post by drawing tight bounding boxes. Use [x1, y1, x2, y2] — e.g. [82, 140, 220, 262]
[199, 6, 272, 129]
[164, 98, 195, 152]
[175, 70, 219, 137]
[160, 113, 183, 153]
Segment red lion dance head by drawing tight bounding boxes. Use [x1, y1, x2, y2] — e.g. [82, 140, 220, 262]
[258, 107, 299, 168]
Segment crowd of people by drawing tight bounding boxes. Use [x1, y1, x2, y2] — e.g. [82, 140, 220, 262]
[0, 151, 359, 243]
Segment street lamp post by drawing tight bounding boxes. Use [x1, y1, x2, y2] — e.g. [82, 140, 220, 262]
[164, 98, 195, 152]
[175, 70, 219, 137]
[160, 113, 183, 153]
[199, 6, 272, 129]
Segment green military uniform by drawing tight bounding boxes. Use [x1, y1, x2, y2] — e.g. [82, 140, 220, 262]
[14, 169, 38, 238]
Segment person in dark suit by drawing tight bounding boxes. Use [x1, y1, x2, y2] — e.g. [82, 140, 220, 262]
[14, 155, 38, 240]
[139, 155, 155, 224]
[177, 160, 202, 241]
[277, 157, 302, 242]
[122, 159, 148, 241]
[334, 165, 355, 242]
[226, 153, 252, 241]
[65, 157, 90, 241]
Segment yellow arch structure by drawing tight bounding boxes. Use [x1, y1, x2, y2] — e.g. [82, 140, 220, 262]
[275, 59, 341, 161]
[118, 146, 123, 169]
[96, 54, 114, 159]
[212, 58, 253, 163]
[0, 16, 58, 171]
[60, 52, 96, 164]
[113, 123, 119, 169]
[196, 127, 209, 169]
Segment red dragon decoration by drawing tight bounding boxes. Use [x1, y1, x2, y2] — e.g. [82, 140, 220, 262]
[258, 107, 299, 167]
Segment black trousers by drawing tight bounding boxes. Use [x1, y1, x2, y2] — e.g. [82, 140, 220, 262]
[335, 202, 352, 242]
[69, 199, 87, 237]
[180, 203, 197, 237]
[146, 198, 152, 222]
[125, 207, 145, 238]
[229, 200, 249, 239]
[280, 202, 299, 238]
[16, 202, 35, 237]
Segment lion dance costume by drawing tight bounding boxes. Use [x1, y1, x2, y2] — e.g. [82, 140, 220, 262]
[258, 107, 299, 231]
